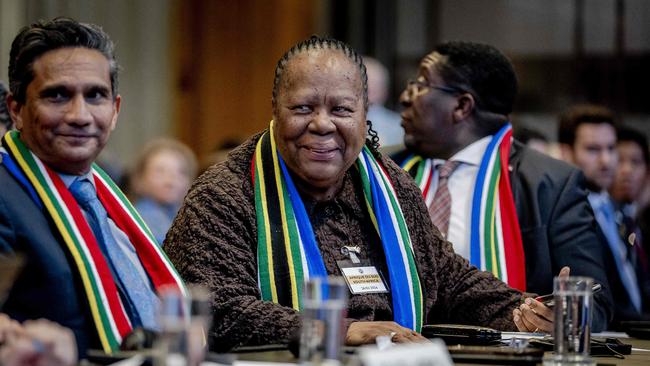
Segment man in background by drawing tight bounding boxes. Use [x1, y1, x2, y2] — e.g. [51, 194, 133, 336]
[559, 104, 649, 322]
[610, 126, 650, 311]
[611, 126, 650, 219]
[394, 41, 612, 331]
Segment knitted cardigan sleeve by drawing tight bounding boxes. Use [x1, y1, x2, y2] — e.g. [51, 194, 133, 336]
[164, 134, 301, 352]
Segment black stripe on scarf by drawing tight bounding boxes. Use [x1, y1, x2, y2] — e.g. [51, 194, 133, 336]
[259, 132, 292, 307]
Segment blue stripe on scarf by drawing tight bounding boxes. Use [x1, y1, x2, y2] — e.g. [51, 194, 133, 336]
[0, 150, 43, 209]
[277, 154, 328, 279]
[469, 123, 511, 268]
[362, 152, 414, 330]
[272, 144, 415, 328]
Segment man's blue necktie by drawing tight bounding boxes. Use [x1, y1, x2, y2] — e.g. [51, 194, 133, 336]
[592, 196, 642, 312]
[69, 178, 159, 329]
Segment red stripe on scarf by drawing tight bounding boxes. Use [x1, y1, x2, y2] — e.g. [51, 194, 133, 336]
[377, 159, 396, 190]
[421, 164, 434, 199]
[95, 176, 181, 292]
[251, 157, 256, 183]
[45, 167, 132, 337]
[497, 131, 526, 291]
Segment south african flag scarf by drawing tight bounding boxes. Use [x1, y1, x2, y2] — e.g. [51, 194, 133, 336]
[252, 121, 423, 331]
[401, 123, 526, 291]
[1, 131, 186, 353]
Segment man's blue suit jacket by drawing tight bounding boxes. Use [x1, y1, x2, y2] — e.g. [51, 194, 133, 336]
[0, 162, 99, 355]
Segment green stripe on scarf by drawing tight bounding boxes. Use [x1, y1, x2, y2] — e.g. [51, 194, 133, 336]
[363, 147, 423, 330]
[3, 130, 186, 352]
[4, 132, 122, 350]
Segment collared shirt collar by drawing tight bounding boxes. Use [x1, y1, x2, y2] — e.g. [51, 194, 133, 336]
[432, 135, 492, 167]
[588, 190, 612, 209]
[57, 170, 95, 189]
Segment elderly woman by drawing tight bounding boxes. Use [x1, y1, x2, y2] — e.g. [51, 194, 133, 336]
[164, 37, 548, 352]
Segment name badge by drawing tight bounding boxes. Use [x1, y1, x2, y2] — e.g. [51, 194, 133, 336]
[340, 265, 389, 294]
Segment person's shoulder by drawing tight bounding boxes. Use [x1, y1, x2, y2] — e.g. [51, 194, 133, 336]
[186, 133, 261, 206]
[512, 141, 579, 182]
[0, 163, 48, 235]
[376, 150, 423, 200]
[0, 164, 24, 202]
[377, 150, 405, 178]
[386, 148, 412, 166]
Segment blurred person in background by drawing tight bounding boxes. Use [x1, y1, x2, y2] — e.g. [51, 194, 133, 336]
[611, 127, 650, 216]
[559, 104, 650, 322]
[610, 126, 650, 301]
[513, 125, 549, 155]
[130, 138, 197, 245]
[364, 56, 404, 148]
[0, 81, 12, 136]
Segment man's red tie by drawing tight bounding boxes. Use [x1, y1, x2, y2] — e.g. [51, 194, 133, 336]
[429, 160, 460, 238]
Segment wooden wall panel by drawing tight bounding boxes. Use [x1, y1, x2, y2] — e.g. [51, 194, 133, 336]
[171, 0, 317, 160]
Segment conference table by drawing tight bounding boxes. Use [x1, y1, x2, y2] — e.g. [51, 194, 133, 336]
[88, 336, 650, 365]
[226, 337, 650, 366]
[610, 338, 650, 366]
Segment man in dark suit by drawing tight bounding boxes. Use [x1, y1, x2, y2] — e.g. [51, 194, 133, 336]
[0, 18, 184, 356]
[393, 41, 612, 331]
[559, 105, 649, 323]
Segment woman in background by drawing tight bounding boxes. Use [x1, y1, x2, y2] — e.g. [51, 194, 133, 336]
[131, 138, 197, 244]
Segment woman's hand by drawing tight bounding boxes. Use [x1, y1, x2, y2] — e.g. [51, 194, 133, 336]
[345, 321, 428, 345]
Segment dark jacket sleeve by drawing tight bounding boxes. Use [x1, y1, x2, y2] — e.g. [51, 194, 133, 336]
[546, 168, 613, 331]
[163, 147, 300, 352]
[0, 167, 95, 356]
[380, 155, 523, 331]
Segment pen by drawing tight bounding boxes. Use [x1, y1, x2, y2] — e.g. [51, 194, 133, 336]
[534, 283, 602, 308]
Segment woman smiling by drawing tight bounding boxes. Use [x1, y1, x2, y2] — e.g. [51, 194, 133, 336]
[164, 36, 532, 352]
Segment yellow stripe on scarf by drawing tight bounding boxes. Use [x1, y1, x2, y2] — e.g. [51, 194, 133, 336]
[255, 137, 278, 303]
[269, 122, 300, 310]
[402, 155, 422, 172]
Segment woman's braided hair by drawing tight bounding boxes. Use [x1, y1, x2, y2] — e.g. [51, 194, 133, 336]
[271, 35, 380, 151]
